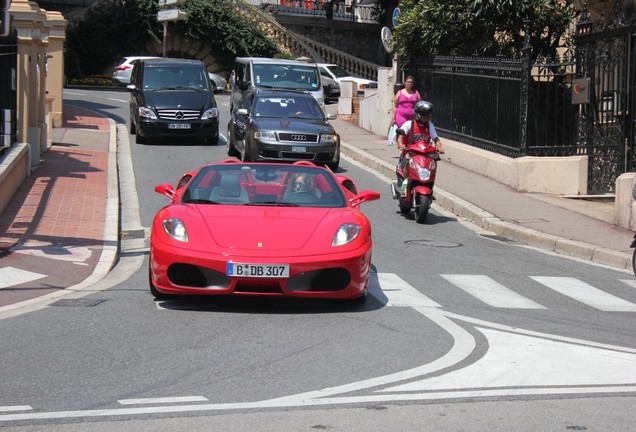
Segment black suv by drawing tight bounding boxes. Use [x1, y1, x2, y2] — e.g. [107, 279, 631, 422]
[128, 58, 219, 145]
[227, 89, 340, 170]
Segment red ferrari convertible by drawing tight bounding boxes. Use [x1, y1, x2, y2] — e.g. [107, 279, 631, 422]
[149, 159, 380, 303]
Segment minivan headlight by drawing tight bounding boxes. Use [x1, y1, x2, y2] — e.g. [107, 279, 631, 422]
[139, 107, 157, 120]
[202, 107, 218, 120]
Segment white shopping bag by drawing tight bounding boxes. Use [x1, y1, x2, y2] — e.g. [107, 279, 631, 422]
[387, 124, 397, 146]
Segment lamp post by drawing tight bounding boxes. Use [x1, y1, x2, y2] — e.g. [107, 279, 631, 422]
[157, 0, 187, 57]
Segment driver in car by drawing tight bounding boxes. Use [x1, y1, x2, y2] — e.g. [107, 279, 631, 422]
[283, 173, 322, 199]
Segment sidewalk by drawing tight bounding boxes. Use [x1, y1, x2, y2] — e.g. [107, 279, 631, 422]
[0, 102, 632, 312]
[0, 105, 118, 311]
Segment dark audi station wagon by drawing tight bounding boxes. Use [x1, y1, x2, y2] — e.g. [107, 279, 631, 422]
[227, 89, 340, 171]
[128, 58, 219, 145]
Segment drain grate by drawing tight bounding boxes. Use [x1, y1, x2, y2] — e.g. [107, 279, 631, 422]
[50, 299, 106, 308]
[120, 229, 146, 240]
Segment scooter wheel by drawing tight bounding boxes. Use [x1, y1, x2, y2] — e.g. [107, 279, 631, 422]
[415, 195, 430, 224]
[398, 196, 411, 215]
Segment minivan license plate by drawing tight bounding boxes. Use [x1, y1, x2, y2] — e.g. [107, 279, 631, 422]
[292, 146, 306, 152]
[226, 262, 289, 278]
[169, 123, 191, 129]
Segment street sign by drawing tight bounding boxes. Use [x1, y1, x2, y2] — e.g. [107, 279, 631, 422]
[391, 7, 400, 28]
[157, 8, 187, 22]
[158, 0, 185, 6]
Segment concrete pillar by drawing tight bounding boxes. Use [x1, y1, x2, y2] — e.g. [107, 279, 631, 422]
[45, 12, 67, 129]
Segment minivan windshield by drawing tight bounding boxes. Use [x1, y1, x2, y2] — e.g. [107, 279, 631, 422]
[143, 65, 208, 91]
[253, 64, 320, 92]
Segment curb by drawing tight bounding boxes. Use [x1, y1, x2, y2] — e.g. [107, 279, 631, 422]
[339, 141, 632, 271]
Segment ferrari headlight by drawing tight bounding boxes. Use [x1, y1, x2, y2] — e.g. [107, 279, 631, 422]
[162, 218, 188, 242]
[139, 106, 157, 120]
[320, 133, 338, 144]
[254, 130, 277, 141]
[332, 223, 360, 246]
[202, 107, 219, 120]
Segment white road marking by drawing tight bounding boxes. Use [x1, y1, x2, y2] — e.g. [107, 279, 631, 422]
[118, 396, 208, 405]
[0, 406, 32, 413]
[0, 267, 46, 289]
[441, 274, 546, 309]
[532, 276, 636, 311]
[383, 326, 636, 391]
[620, 279, 636, 288]
[10, 241, 92, 263]
[106, 97, 129, 103]
[371, 272, 441, 307]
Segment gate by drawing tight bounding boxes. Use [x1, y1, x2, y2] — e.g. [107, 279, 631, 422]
[575, 5, 636, 194]
[0, 30, 17, 156]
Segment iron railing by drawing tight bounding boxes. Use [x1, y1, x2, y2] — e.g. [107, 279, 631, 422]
[406, 52, 579, 159]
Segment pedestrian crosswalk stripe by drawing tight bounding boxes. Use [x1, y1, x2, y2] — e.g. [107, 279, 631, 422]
[440, 274, 546, 309]
[0, 267, 46, 289]
[620, 279, 636, 289]
[531, 276, 636, 312]
[371, 273, 441, 308]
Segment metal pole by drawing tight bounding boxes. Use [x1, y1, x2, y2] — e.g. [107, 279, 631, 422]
[163, 22, 167, 57]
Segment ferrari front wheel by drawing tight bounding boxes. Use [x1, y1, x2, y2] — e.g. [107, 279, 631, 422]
[149, 268, 170, 300]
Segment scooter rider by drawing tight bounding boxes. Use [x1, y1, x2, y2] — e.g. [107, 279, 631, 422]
[397, 101, 445, 190]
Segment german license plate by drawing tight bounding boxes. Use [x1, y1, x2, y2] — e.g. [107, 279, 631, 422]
[292, 146, 306, 152]
[226, 262, 290, 278]
[169, 123, 191, 129]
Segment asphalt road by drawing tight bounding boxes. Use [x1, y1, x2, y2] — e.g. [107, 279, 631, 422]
[0, 89, 634, 431]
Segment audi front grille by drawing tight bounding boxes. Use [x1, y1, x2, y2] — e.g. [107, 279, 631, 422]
[278, 133, 318, 143]
[157, 109, 201, 120]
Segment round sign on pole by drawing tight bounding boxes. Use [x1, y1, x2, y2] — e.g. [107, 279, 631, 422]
[392, 7, 400, 28]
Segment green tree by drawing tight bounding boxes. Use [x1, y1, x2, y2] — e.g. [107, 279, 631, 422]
[392, 0, 575, 63]
[65, 0, 279, 79]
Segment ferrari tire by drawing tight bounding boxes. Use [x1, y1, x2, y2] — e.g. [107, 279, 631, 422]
[149, 268, 170, 300]
[415, 195, 430, 224]
[347, 290, 368, 305]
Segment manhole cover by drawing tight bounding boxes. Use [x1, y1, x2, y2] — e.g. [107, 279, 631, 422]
[50, 299, 106, 307]
[405, 240, 462, 248]
[120, 229, 146, 239]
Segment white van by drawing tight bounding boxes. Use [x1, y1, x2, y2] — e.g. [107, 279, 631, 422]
[230, 57, 324, 111]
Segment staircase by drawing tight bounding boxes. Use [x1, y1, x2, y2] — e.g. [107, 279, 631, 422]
[234, 0, 382, 81]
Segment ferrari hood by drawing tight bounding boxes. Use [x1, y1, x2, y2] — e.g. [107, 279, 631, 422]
[197, 206, 332, 250]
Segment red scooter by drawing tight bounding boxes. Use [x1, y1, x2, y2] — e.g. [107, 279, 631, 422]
[390, 128, 440, 224]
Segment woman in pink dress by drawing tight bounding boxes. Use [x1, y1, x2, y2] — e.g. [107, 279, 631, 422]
[392, 76, 421, 127]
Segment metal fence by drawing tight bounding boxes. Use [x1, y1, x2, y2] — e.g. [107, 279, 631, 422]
[405, 53, 578, 159]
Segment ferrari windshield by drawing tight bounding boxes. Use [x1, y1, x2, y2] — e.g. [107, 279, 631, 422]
[182, 164, 347, 207]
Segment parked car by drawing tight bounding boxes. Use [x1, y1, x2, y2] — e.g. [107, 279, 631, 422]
[128, 58, 219, 145]
[208, 72, 227, 93]
[111, 56, 159, 86]
[322, 75, 341, 102]
[227, 89, 340, 170]
[316, 63, 376, 96]
[150, 159, 381, 303]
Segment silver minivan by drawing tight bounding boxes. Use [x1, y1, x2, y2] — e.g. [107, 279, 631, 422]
[230, 57, 324, 112]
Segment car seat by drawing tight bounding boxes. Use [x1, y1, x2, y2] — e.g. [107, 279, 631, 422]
[210, 175, 249, 204]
